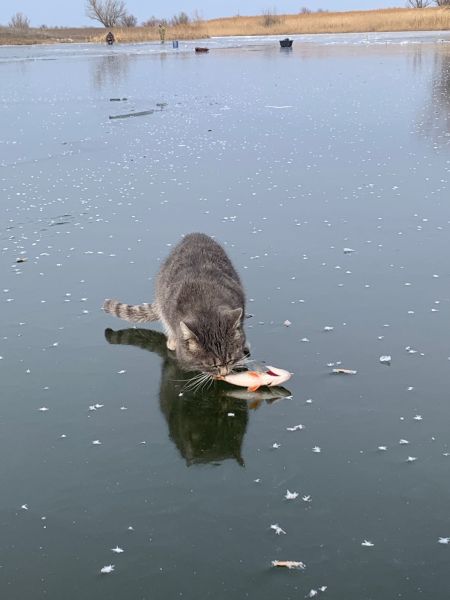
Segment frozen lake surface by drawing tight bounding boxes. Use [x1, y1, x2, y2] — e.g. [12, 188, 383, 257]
[1, 31, 450, 599]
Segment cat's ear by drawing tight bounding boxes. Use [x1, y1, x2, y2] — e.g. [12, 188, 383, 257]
[228, 307, 243, 329]
[180, 321, 197, 341]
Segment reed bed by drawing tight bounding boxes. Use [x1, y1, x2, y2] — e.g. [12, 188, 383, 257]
[1, 8, 450, 46]
[206, 8, 450, 37]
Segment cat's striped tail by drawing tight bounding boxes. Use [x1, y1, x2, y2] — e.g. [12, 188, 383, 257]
[102, 299, 160, 323]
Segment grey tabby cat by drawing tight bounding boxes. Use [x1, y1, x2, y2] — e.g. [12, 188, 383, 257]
[103, 233, 247, 376]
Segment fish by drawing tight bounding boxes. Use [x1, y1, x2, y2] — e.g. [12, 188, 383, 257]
[218, 366, 292, 392]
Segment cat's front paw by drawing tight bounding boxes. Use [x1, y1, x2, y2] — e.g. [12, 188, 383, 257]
[166, 337, 177, 351]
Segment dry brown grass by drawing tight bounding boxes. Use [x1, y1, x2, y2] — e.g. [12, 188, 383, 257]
[0, 26, 101, 45]
[1, 8, 450, 46]
[206, 7, 450, 36]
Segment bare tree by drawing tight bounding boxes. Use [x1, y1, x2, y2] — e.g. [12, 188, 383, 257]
[9, 12, 30, 30]
[434, 0, 450, 5]
[121, 13, 137, 27]
[192, 10, 204, 25]
[170, 12, 190, 26]
[142, 16, 159, 27]
[262, 9, 282, 27]
[85, 0, 127, 28]
[407, 0, 431, 6]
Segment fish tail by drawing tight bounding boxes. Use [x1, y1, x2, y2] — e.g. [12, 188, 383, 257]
[102, 299, 159, 323]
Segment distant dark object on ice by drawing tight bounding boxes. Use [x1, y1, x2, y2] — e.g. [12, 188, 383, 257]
[106, 31, 115, 45]
[195, 47, 209, 53]
[109, 110, 154, 120]
[279, 38, 293, 48]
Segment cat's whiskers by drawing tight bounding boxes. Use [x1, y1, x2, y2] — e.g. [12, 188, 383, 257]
[234, 356, 251, 366]
[198, 375, 213, 393]
[181, 374, 200, 390]
[183, 372, 212, 393]
[206, 376, 215, 391]
[187, 373, 206, 389]
[183, 374, 204, 391]
[190, 373, 212, 394]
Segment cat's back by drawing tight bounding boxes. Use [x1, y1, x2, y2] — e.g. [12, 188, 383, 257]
[169, 233, 230, 263]
[159, 233, 240, 283]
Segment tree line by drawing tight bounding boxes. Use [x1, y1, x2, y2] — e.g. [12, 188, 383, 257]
[6, 2, 199, 31]
[407, 0, 450, 6]
[84, 0, 196, 29]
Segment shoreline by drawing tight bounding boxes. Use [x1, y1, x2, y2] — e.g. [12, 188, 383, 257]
[2, 29, 450, 51]
[1, 7, 450, 47]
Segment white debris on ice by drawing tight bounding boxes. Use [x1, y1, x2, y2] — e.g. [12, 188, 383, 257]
[285, 490, 299, 500]
[270, 523, 287, 535]
[100, 564, 115, 574]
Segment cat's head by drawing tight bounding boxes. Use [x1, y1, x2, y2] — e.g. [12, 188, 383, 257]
[176, 307, 247, 376]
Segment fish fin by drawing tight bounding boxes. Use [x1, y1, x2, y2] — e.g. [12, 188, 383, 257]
[249, 399, 262, 410]
[247, 384, 261, 392]
[265, 369, 279, 377]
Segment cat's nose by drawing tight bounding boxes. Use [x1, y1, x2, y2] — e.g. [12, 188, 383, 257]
[218, 366, 229, 377]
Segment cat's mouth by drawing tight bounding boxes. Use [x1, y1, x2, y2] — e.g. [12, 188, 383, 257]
[203, 368, 232, 379]
[212, 365, 248, 379]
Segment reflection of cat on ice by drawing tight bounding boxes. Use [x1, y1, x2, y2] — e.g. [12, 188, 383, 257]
[105, 327, 247, 466]
[105, 328, 290, 466]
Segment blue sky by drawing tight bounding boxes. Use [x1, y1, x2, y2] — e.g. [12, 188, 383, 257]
[1, 1, 404, 27]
